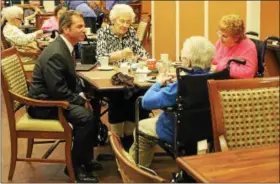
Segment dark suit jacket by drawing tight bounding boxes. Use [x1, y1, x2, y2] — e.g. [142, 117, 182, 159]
[28, 36, 85, 106]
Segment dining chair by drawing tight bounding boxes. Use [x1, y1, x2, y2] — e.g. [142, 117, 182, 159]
[208, 77, 279, 152]
[35, 12, 54, 30]
[136, 17, 151, 45]
[1, 47, 75, 182]
[109, 131, 167, 183]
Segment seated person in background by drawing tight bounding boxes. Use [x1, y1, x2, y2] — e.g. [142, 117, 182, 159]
[41, 4, 68, 31]
[211, 14, 257, 78]
[66, 0, 97, 18]
[2, 6, 44, 68]
[27, 10, 101, 183]
[24, 0, 44, 24]
[96, 4, 150, 151]
[129, 36, 215, 168]
[96, 4, 149, 63]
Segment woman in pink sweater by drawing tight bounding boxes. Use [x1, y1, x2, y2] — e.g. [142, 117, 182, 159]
[41, 4, 67, 31]
[211, 14, 257, 79]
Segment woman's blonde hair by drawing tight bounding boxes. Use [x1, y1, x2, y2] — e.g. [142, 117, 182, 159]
[109, 4, 135, 24]
[2, 6, 23, 22]
[218, 14, 245, 42]
[181, 36, 215, 70]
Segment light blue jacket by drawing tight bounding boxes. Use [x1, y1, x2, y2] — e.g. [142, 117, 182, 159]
[142, 68, 210, 143]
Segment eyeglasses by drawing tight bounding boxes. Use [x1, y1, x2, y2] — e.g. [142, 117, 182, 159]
[117, 19, 132, 25]
[217, 31, 229, 40]
[16, 17, 23, 22]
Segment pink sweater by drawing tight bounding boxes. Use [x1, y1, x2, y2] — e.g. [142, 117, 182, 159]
[41, 16, 58, 31]
[212, 38, 257, 79]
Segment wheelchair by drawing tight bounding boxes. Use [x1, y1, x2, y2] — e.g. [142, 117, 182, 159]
[134, 59, 246, 182]
[246, 31, 280, 77]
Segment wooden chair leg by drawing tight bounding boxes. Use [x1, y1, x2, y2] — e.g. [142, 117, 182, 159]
[65, 137, 75, 183]
[8, 138, 17, 180]
[26, 138, 34, 158]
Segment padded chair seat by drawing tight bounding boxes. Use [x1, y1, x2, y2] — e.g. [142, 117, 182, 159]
[16, 113, 64, 132]
[23, 64, 35, 72]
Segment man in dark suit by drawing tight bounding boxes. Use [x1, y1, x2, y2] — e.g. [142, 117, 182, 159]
[28, 10, 100, 183]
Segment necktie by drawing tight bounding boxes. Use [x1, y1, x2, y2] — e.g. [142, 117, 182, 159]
[71, 50, 76, 68]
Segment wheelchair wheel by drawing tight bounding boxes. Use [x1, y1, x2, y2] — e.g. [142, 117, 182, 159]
[97, 121, 108, 146]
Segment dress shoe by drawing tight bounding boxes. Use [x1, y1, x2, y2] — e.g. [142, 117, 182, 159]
[64, 165, 99, 183]
[84, 160, 103, 171]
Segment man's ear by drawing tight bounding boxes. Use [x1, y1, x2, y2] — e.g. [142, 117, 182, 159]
[62, 26, 70, 34]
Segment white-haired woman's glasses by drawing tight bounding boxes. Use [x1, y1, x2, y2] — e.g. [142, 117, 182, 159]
[117, 19, 132, 26]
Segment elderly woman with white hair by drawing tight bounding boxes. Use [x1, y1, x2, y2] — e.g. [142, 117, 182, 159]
[2, 6, 44, 67]
[96, 4, 150, 151]
[129, 36, 215, 168]
[96, 4, 149, 63]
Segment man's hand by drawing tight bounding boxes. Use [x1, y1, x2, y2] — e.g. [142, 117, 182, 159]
[84, 101, 93, 110]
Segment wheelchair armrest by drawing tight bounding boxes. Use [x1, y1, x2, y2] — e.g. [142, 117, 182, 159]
[227, 58, 246, 68]
[162, 105, 177, 113]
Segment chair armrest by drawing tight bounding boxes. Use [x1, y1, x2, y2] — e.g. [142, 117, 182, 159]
[138, 164, 158, 176]
[9, 90, 69, 109]
[197, 139, 208, 155]
[219, 135, 229, 152]
[18, 50, 41, 57]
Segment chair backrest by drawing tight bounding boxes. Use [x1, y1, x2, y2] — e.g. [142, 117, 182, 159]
[109, 132, 166, 183]
[1, 47, 28, 136]
[174, 67, 231, 156]
[136, 17, 150, 44]
[1, 23, 11, 50]
[208, 77, 279, 152]
[1, 47, 28, 111]
[35, 13, 54, 30]
[84, 17, 97, 34]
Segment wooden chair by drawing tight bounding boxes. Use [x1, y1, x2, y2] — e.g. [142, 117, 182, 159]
[1, 47, 75, 182]
[35, 12, 54, 30]
[109, 132, 167, 183]
[208, 77, 279, 152]
[136, 17, 151, 45]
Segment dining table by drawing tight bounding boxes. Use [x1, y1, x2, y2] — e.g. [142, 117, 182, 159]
[176, 144, 279, 183]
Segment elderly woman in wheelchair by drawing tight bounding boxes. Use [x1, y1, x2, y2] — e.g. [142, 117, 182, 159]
[129, 36, 215, 168]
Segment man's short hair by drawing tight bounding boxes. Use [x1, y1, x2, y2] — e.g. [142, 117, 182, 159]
[59, 10, 84, 34]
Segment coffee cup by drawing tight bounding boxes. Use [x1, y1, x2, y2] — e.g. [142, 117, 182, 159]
[99, 56, 109, 67]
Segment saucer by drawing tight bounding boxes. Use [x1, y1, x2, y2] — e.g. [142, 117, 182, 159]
[98, 66, 114, 71]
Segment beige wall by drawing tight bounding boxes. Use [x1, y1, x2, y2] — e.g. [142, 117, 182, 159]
[208, 1, 246, 43]
[153, 1, 176, 61]
[179, 1, 204, 50]
[260, 1, 279, 40]
[152, 1, 279, 61]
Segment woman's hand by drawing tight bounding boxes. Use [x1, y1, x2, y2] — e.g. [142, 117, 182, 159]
[35, 30, 44, 38]
[121, 48, 134, 59]
[156, 73, 172, 86]
[210, 64, 217, 72]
